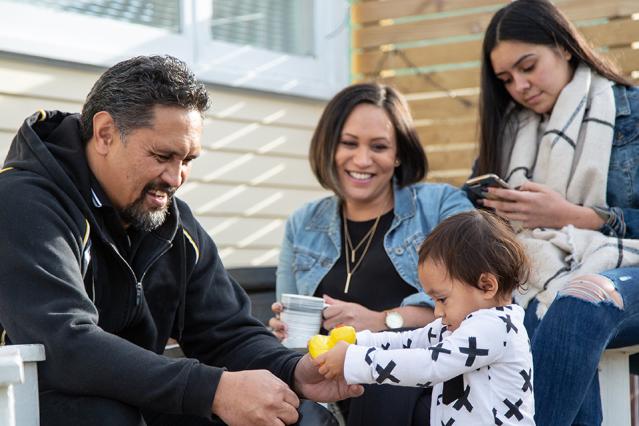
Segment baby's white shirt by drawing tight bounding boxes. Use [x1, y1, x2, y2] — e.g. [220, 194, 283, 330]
[344, 304, 535, 425]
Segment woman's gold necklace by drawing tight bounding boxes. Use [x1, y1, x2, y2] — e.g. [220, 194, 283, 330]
[342, 211, 382, 293]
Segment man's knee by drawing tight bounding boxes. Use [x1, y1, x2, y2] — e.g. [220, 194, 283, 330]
[40, 391, 144, 426]
[558, 274, 624, 309]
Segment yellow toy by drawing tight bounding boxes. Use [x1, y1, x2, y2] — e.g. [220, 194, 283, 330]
[308, 325, 356, 358]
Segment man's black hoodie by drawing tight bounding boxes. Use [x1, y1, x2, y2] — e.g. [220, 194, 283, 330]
[0, 110, 300, 418]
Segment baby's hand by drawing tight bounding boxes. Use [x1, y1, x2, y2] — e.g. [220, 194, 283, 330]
[315, 341, 350, 380]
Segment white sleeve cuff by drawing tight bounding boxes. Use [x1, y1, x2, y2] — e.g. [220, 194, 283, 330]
[344, 344, 375, 385]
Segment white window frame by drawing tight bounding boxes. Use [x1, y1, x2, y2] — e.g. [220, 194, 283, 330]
[0, 0, 349, 99]
[0, 2, 195, 66]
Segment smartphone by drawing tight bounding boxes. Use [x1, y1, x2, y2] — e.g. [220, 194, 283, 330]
[464, 173, 513, 200]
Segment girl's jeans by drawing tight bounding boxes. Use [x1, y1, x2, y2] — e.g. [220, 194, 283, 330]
[524, 267, 639, 426]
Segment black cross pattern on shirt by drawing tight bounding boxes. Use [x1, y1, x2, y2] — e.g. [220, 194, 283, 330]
[364, 347, 376, 365]
[459, 337, 489, 367]
[439, 326, 447, 341]
[495, 305, 513, 311]
[416, 381, 432, 388]
[381, 342, 390, 350]
[428, 327, 437, 342]
[403, 338, 412, 348]
[493, 408, 503, 426]
[429, 342, 451, 361]
[520, 369, 533, 392]
[452, 385, 473, 412]
[436, 393, 443, 406]
[499, 314, 519, 334]
[504, 398, 524, 421]
[441, 419, 455, 426]
[375, 360, 400, 384]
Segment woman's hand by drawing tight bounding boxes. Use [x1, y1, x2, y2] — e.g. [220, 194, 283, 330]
[322, 295, 385, 332]
[482, 181, 604, 230]
[268, 302, 287, 342]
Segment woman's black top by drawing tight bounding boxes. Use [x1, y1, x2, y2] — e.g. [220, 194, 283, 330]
[314, 209, 416, 311]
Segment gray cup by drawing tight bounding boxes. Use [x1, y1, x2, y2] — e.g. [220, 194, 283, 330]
[280, 294, 326, 348]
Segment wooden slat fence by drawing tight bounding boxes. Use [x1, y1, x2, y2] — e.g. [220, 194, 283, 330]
[352, 0, 639, 186]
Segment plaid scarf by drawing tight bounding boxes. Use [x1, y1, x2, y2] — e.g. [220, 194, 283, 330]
[503, 64, 615, 206]
[499, 65, 639, 316]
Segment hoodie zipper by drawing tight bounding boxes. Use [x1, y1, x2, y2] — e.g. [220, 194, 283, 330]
[104, 240, 169, 329]
[135, 243, 172, 305]
[107, 242, 139, 303]
[135, 282, 143, 306]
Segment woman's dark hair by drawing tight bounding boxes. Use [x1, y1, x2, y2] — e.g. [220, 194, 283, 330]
[477, 0, 631, 176]
[309, 83, 427, 197]
[418, 210, 530, 299]
[81, 55, 210, 143]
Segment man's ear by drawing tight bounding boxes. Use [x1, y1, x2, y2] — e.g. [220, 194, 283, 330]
[91, 111, 117, 156]
[477, 273, 499, 299]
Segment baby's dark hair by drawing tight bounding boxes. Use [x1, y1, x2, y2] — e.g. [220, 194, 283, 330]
[418, 210, 529, 298]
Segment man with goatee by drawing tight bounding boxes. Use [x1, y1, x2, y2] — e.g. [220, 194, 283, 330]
[0, 55, 361, 426]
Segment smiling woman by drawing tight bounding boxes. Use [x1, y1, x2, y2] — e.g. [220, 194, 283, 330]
[269, 82, 474, 425]
[333, 103, 397, 220]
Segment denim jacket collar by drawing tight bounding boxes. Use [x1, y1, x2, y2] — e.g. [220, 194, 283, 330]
[306, 182, 415, 233]
[613, 84, 630, 118]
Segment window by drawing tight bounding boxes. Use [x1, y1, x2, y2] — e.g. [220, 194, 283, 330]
[210, 0, 314, 57]
[8, 0, 182, 33]
[0, 0, 349, 98]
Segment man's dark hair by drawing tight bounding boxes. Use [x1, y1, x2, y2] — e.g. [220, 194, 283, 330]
[309, 82, 427, 198]
[418, 210, 530, 298]
[81, 55, 210, 142]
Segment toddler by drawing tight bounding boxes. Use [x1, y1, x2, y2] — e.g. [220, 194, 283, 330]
[315, 210, 535, 425]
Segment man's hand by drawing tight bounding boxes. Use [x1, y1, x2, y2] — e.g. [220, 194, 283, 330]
[212, 370, 300, 425]
[293, 353, 363, 402]
[315, 341, 349, 380]
[322, 295, 385, 331]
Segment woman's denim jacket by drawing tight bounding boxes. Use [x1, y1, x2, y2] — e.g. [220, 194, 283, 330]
[604, 84, 639, 238]
[276, 182, 473, 307]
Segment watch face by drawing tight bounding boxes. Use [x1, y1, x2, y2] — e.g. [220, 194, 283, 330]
[385, 311, 404, 329]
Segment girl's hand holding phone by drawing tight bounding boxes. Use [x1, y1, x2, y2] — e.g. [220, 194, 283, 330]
[482, 181, 604, 230]
[464, 173, 513, 201]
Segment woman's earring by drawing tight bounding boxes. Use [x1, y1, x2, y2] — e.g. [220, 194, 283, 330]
[394, 159, 401, 167]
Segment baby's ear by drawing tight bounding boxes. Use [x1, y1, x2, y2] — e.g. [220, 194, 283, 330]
[477, 273, 499, 299]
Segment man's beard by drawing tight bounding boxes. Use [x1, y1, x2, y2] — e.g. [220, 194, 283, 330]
[120, 182, 176, 232]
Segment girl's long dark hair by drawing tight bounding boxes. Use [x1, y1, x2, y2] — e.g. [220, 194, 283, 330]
[477, 0, 630, 176]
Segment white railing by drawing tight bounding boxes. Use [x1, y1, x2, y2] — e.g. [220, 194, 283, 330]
[0, 345, 45, 426]
[0, 346, 23, 426]
[600, 345, 639, 426]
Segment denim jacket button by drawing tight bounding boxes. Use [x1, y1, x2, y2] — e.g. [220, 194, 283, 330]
[321, 260, 331, 268]
[394, 247, 404, 255]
